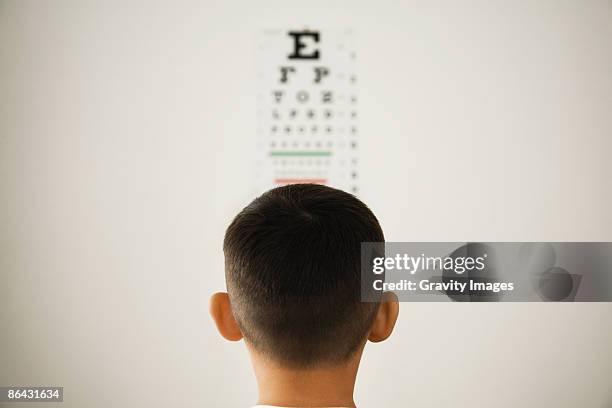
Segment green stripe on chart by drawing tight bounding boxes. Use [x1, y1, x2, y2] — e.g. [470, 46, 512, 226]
[269, 151, 332, 157]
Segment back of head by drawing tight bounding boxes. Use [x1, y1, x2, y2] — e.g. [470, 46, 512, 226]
[223, 184, 384, 368]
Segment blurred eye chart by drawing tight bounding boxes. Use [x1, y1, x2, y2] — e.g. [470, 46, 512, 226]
[256, 29, 359, 194]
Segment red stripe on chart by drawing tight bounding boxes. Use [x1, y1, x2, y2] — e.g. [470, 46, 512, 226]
[275, 178, 327, 185]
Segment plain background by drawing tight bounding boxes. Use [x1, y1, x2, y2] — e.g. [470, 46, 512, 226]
[1, 1, 611, 407]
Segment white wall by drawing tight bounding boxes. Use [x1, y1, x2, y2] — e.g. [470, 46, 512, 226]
[1, 1, 611, 407]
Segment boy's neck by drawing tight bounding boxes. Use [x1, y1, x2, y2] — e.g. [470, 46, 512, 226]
[251, 353, 361, 408]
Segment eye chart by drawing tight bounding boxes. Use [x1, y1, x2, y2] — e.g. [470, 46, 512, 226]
[256, 29, 359, 194]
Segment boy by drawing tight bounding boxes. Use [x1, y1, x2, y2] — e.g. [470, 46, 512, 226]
[210, 184, 399, 407]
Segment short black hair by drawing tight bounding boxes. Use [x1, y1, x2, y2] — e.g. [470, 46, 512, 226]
[223, 184, 384, 368]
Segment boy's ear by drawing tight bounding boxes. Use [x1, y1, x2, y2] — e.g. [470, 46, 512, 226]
[368, 291, 399, 343]
[209, 292, 243, 341]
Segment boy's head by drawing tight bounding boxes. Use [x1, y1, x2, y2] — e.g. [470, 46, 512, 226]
[211, 184, 398, 369]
